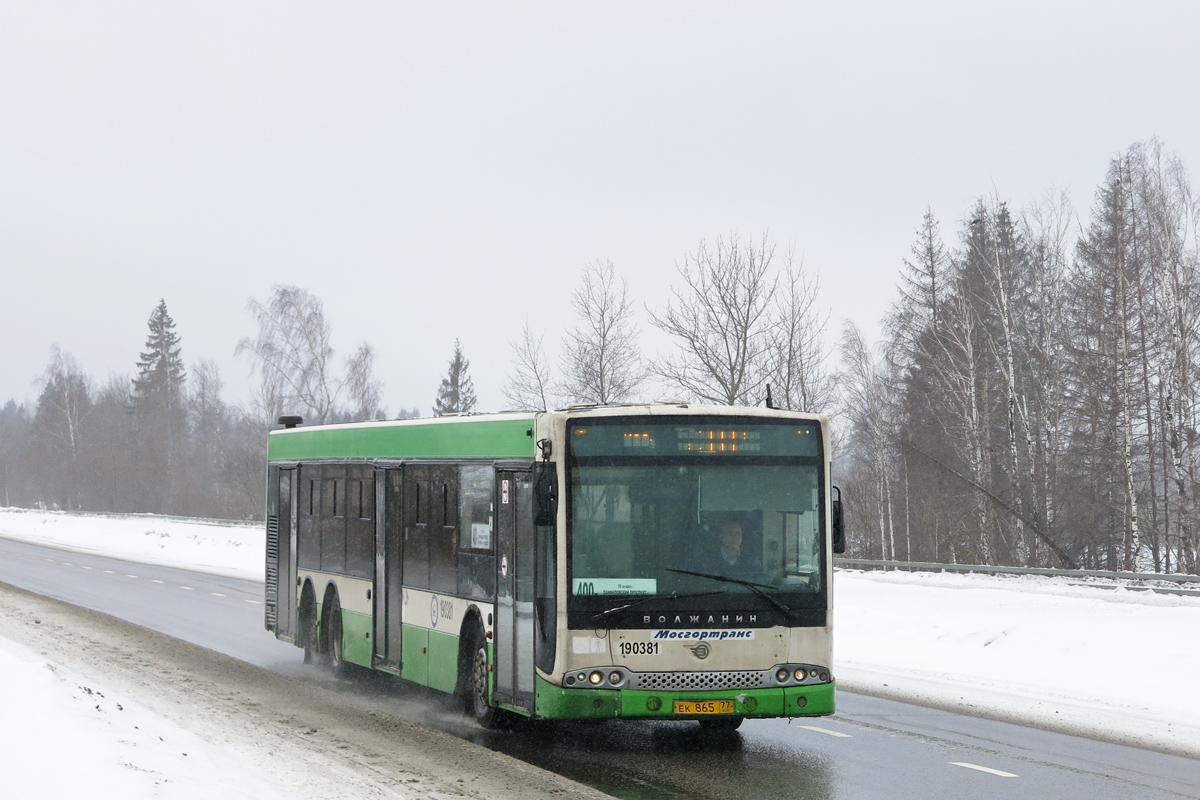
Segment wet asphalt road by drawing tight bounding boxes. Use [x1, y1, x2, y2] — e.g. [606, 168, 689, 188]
[0, 534, 1196, 800]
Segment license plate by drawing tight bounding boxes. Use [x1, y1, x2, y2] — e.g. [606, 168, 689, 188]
[673, 699, 735, 715]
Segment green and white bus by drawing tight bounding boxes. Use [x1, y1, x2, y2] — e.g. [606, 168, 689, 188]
[264, 404, 844, 729]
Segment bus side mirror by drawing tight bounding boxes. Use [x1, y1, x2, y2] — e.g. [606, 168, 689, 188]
[534, 463, 558, 527]
[831, 485, 846, 554]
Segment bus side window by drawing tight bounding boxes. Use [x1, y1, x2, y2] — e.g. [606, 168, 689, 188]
[297, 465, 321, 571]
[320, 465, 347, 574]
[429, 466, 459, 594]
[458, 465, 495, 599]
[344, 465, 374, 579]
[404, 476, 431, 590]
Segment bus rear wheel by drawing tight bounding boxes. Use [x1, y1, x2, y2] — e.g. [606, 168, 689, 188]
[325, 592, 349, 677]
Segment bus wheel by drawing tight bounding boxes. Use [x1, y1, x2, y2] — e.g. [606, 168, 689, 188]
[326, 593, 347, 676]
[469, 632, 505, 728]
[698, 717, 743, 732]
[300, 585, 318, 664]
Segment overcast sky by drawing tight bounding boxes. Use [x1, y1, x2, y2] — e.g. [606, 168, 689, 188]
[3, 2, 1199, 415]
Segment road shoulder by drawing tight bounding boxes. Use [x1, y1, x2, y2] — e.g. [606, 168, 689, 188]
[0, 580, 609, 800]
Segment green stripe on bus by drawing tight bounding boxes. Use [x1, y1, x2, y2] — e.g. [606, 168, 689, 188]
[340, 609, 373, 667]
[268, 418, 535, 461]
[401, 625, 429, 685]
[398, 623, 461, 693]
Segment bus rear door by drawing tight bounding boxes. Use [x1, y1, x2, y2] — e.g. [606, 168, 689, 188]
[373, 468, 403, 670]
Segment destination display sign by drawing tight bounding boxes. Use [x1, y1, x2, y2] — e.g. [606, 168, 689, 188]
[570, 418, 820, 458]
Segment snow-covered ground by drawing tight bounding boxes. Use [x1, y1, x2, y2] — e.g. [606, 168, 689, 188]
[0, 635, 283, 799]
[2, 507, 1199, 759]
[835, 568, 1200, 757]
[0, 507, 263, 581]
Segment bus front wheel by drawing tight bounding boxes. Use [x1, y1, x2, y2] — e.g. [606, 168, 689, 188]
[468, 633, 507, 728]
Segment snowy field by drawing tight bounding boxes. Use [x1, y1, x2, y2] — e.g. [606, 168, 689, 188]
[835, 568, 1200, 757]
[2, 507, 1199, 761]
[0, 507, 263, 581]
[0, 635, 283, 799]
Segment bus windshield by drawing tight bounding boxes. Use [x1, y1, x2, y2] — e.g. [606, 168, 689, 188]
[568, 421, 825, 600]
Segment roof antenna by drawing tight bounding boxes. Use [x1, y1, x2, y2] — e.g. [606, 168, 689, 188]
[765, 384, 776, 410]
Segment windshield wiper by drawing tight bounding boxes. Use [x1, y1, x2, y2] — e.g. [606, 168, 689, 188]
[590, 590, 728, 623]
[665, 568, 796, 619]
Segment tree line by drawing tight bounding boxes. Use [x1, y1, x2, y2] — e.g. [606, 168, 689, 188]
[840, 139, 1200, 575]
[2, 137, 1197, 577]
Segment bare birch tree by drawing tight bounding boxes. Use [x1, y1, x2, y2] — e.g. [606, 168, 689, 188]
[342, 344, 385, 421]
[840, 322, 897, 559]
[651, 234, 777, 405]
[236, 285, 382, 424]
[767, 254, 836, 412]
[503, 324, 556, 411]
[561, 261, 646, 404]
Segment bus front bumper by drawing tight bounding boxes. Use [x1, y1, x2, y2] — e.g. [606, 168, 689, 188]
[534, 678, 835, 721]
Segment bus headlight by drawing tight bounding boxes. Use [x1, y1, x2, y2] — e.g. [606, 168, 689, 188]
[776, 668, 790, 683]
[609, 671, 622, 685]
[589, 671, 604, 685]
[794, 668, 807, 682]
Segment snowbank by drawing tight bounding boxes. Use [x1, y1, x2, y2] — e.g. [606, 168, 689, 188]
[836, 568, 1200, 757]
[0, 634, 284, 799]
[0, 507, 263, 582]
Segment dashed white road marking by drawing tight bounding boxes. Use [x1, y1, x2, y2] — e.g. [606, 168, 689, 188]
[798, 725, 852, 738]
[62, 562, 72, 566]
[950, 762, 1018, 778]
[44, 558, 55, 563]
[102, 570, 114, 574]
[210, 592, 225, 597]
[244, 599, 261, 605]
[151, 579, 164, 584]
[80, 565, 91, 570]
[125, 575, 138, 579]
[179, 586, 194, 591]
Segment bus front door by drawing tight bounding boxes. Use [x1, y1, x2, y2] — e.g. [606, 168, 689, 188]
[494, 471, 536, 712]
[373, 468, 403, 671]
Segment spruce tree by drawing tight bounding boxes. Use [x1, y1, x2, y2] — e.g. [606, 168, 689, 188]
[433, 340, 477, 415]
[133, 300, 186, 403]
[132, 300, 187, 512]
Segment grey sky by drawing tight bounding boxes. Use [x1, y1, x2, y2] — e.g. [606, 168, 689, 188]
[3, 2, 1198, 414]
